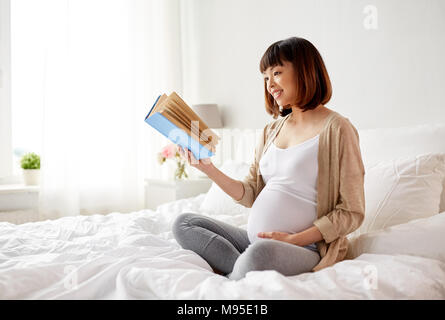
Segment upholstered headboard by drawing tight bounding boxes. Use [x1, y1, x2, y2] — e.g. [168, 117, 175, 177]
[149, 123, 445, 212]
[213, 123, 445, 212]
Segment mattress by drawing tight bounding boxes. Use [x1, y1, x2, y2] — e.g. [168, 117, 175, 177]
[1, 194, 444, 299]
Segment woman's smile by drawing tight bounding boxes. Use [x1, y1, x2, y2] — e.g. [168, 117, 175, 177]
[273, 90, 283, 99]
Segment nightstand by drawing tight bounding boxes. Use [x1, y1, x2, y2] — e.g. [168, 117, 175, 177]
[145, 177, 213, 210]
[0, 184, 40, 223]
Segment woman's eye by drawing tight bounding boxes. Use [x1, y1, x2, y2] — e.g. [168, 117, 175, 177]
[264, 72, 279, 81]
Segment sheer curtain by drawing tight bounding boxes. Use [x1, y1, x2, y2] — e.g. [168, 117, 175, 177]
[26, 0, 184, 219]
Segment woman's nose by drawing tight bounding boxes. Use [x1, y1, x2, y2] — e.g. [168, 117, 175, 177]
[267, 79, 275, 93]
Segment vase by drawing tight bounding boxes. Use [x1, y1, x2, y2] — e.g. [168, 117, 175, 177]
[23, 169, 40, 186]
[160, 161, 176, 181]
[174, 160, 189, 181]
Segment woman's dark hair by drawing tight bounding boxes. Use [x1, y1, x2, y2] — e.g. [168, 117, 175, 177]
[259, 37, 332, 119]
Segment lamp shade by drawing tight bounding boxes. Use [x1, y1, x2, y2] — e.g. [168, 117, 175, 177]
[191, 104, 223, 128]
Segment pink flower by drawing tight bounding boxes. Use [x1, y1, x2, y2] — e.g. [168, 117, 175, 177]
[160, 143, 177, 159]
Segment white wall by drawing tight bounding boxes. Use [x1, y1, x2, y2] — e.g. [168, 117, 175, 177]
[180, 0, 445, 130]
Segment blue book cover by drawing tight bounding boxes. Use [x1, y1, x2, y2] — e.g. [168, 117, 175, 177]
[144, 94, 216, 160]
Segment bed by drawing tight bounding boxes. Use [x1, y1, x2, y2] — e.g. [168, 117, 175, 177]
[1, 123, 445, 299]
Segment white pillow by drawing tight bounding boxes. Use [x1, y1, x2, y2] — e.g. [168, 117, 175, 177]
[199, 160, 251, 216]
[358, 123, 445, 212]
[349, 153, 445, 238]
[346, 211, 445, 263]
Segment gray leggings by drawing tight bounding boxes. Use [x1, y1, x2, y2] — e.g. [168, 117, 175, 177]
[172, 213, 321, 280]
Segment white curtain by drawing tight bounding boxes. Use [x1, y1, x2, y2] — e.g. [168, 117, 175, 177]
[16, 0, 185, 219]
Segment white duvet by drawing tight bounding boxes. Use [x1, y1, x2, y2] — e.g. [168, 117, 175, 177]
[1, 194, 444, 300]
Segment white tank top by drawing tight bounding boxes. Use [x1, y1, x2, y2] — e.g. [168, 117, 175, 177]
[247, 134, 319, 251]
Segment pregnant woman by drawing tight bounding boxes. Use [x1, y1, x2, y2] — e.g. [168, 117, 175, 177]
[173, 37, 365, 280]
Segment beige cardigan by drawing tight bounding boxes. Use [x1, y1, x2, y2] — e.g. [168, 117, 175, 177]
[232, 111, 365, 272]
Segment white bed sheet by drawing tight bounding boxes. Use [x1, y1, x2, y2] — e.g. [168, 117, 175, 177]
[1, 194, 444, 300]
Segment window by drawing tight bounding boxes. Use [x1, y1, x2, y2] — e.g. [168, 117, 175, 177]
[0, 0, 43, 181]
[10, 0, 43, 176]
[0, 0, 13, 181]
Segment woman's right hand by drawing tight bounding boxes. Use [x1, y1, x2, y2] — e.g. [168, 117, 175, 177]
[178, 146, 214, 174]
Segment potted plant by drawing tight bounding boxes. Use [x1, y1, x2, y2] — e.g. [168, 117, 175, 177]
[21, 152, 41, 186]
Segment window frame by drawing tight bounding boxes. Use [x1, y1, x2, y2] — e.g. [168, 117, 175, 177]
[0, 0, 14, 183]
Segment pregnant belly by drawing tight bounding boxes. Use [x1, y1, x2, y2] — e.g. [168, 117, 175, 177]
[247, 187, 317, 244]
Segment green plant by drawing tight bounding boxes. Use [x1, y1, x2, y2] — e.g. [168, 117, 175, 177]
[21, 152, 40, 170]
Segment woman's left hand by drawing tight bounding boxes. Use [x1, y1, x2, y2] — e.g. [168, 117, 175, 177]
[257, 231, 297, 245]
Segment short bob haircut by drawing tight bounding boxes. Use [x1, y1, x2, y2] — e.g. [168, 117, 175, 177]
[259, 37, 332, 119]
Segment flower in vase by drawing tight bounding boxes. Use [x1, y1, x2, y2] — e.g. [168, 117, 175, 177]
[157, 143, 189, 180]
[161, 144, 177, 159]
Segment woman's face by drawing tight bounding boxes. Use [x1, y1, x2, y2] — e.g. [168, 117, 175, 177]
[263, 60, 298, 107]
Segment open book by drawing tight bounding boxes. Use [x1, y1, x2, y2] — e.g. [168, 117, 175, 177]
[144, 92, 220, 160]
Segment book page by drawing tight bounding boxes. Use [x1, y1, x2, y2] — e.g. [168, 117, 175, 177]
[168, 92, 220, 148]
[161, 109, 216, 153]
[162, 109, 192, 135]
[147, 92, 219, 153]
[164, 99, 211, 144]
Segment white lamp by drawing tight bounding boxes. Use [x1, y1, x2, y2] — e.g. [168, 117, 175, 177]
[191, 104, 223, 129]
